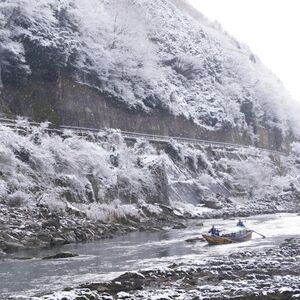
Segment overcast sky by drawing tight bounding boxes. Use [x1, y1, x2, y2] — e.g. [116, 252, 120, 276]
[188, 0, 300, 102]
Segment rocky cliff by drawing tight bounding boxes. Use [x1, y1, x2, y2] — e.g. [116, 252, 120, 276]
[0, 0, 299, 150]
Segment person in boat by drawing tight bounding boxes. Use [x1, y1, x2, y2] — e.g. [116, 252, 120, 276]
[237, 219, 245, 227]
[208, 225, 220, 236]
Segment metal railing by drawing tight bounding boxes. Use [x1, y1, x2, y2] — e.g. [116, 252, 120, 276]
[0, 117, 287, 156]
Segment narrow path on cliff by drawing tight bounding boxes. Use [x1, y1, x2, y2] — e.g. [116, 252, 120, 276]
[1, 213, 299, 299]
[0, 117, 287, 156]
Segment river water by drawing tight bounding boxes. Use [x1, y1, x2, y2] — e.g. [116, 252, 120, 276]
[1, 213, 299, 299]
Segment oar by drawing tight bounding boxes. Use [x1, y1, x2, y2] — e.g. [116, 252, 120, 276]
[250, 230, 266, 239]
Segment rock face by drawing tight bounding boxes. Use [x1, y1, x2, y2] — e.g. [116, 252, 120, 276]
[1, 78, 289, 151]
[0, 0, 299, 151]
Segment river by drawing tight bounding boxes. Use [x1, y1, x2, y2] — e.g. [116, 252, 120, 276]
[1, 213, 299, 299]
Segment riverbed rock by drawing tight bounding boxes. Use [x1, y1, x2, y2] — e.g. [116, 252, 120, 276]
[42, 252, 79, 259]
[185, 236, 205, 243]
[16, 237, 300, 300]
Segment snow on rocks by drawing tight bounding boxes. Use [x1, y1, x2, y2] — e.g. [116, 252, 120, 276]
[0, 124, 300, 255]
[22, 238, 300, 300]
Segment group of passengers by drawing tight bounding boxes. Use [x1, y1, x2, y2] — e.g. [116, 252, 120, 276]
[208, 219, 245, 236]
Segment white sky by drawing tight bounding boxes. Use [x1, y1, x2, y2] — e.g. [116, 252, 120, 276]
[188, 0, 300, 102]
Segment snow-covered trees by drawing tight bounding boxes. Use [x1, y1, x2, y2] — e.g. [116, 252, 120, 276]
[0, 0, 299, 138]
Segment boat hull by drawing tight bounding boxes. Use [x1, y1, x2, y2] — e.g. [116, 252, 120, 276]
[203, 230, 252, 245]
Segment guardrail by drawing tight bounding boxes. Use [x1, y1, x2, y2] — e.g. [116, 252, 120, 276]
[60, 124, 285, 156]
[0, 117, 287, 156]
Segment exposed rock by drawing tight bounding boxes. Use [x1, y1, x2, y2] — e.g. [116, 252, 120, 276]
[203, 199, 222, 209]
[0, 249, 6, 257]
[42, 218, 61, 229]
[42, 252, 79, 260]
[66, 202, 87, 218]
[116, 271, 145, 281]
[172, 223, 187, 229]
[185, 236, 205, 243]
[37, 230, 53, 243]
[50, 237, 67, 246]
[0, 241, 24, 253]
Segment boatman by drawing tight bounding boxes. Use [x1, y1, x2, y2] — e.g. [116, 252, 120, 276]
[237, 219, 245, 227]
[208, 225, 220, 236]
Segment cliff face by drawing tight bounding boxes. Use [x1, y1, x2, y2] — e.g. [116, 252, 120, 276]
[0, 0, 298, 151]
[2, 78, 287, 151]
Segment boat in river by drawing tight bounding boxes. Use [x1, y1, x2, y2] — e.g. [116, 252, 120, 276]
[203, 229, 252, 245]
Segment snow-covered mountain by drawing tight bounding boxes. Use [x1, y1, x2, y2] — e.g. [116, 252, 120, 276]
[1, 0, 300, 257]
[0, 0, 299, 149]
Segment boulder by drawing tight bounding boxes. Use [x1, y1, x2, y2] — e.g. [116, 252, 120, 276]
[203, 199, 222, 209]
[116, 272, 145, 281]
[51, 237, 67, 246]
[108, 271, 145, 292]
[42, 217, 61, 229]
[42, 252, 79, 260]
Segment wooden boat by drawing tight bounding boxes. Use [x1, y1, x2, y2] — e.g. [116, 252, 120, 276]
[202, 229, 252, 245]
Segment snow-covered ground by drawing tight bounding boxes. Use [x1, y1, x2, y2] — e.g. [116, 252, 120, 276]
[0, 123, 299, 225]
[0, 123, 299, 261]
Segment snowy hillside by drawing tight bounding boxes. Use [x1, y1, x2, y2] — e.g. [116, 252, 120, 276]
[0, 121, 300, 255]
[0, 0, 299, 140]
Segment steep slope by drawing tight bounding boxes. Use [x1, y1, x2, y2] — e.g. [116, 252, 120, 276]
[0, 123, 299, 255]
[1, 0, 300, 256]
[0, 0, 299, 150]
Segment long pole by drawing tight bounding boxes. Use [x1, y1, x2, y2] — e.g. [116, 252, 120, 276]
[250, 230, 266, 239]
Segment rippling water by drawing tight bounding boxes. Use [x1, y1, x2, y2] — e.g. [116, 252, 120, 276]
[1, 213, 299, 299]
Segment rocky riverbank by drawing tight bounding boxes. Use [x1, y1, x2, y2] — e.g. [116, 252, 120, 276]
[22, 238, 300, 300]
[1, 124, 300, 257]
[1, 198, 299, 258]
[0, 202, 189, 257]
